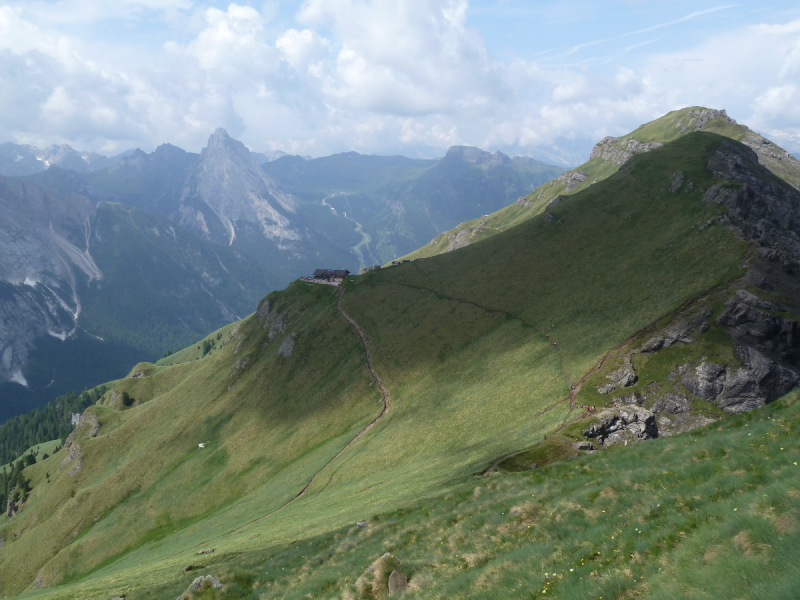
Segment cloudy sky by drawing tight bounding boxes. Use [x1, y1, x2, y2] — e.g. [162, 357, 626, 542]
[1, 0, 799, 165]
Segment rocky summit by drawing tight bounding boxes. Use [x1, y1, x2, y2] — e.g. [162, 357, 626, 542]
[177, 128, 299, 246]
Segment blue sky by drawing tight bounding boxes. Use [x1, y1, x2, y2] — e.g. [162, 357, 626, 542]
[1, 0, 799, 164]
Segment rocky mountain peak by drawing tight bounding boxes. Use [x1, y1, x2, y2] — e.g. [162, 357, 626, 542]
[178, 128, 298, 245]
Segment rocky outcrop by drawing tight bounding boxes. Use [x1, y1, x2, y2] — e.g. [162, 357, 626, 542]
[259, 306, 288, 341]
[555, 170, 587, 192]
[680, 346, 799, 414]
[589, 137, 663, 166]
[583, 406, 657, 447]
[651, 392, 690, 414]
[278, 333, 296, 357]
[515, 195, 532, 208]
[640, 309, 711, 353]
[703, 141, 800, 270]
[64, 411, 101, 447]
[716, 301, 800, 363]
[598, 357, 637, 394]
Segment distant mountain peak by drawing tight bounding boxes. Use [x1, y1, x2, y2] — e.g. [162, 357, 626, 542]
[445, 146, 511, 167]
[179, 128, 299, 245]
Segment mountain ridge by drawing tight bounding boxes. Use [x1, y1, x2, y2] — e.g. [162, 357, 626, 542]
[400, 107, 800, 261]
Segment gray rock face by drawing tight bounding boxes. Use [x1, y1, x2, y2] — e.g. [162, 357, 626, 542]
[717, 302, 800, 363]
[735, 289, 779, 311]
[641, 336, 665, 353]
[680, 346, 799, 414]
[583, 406, 657, 447]
[651, 392, 690, 414]
[703, 141, 800, 270]
[0, 176, 98, 385]
[639, 309, 711, 355]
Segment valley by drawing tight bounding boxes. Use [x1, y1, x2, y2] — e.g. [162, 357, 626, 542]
[0, 133, 559, 421]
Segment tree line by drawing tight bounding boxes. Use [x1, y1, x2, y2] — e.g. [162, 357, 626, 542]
[0, 385, 106, 466]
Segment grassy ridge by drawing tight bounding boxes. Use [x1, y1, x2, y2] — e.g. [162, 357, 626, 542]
[402, 106, 800, 262]
[0, 133, 757, 598]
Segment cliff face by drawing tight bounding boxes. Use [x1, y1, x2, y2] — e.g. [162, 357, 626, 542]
[0, 176, 97, 385]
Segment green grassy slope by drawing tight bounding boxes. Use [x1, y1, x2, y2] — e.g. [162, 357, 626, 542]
[0, 133, 767, 598]
[61, 390, 800, 600]
[402, 106, 800, 262]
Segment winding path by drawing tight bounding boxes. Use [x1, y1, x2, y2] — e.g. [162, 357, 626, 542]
[179, 284, 390, 552]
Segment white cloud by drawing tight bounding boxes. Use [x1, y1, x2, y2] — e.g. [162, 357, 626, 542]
[276, 28, 329, 72]
[1, 1, 800, 162]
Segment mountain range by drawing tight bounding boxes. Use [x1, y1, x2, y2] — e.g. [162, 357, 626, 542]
[0, 133, 561, 420]
[2, 108, 800, 598]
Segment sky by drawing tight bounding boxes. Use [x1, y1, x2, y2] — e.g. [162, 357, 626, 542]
[1, 0, 800, 165]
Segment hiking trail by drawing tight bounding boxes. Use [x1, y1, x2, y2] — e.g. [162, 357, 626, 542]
[178, 284, 390, 553]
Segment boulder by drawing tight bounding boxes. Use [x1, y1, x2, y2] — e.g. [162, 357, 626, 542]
[597, 383, 616, 395]
[196, 548, 214, 555]
[387, 570, 408, 596]
[583, 406, 657, 447]
[189, 575, 223, 592]
[606, 358, 637, 388]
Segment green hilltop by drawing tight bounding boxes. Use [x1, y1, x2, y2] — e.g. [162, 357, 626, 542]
[1, 130, 800, 599]
[401, 107, 800, 262]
